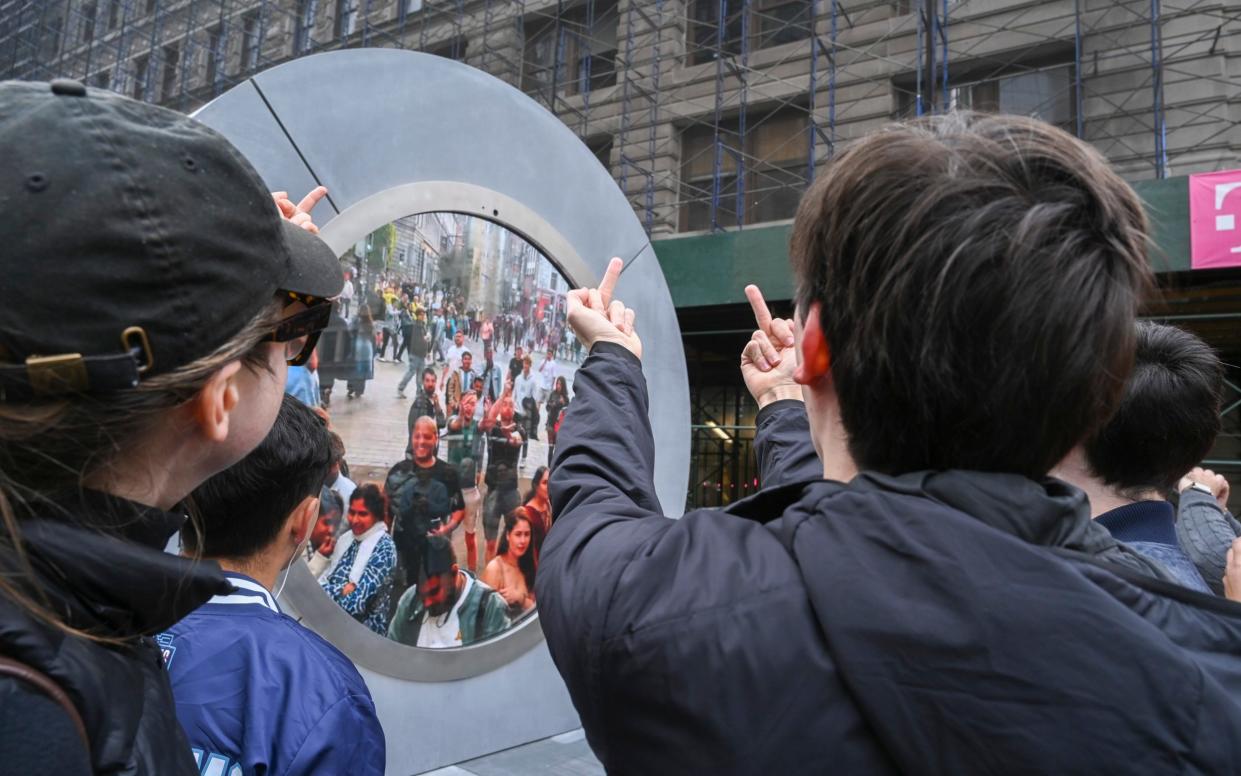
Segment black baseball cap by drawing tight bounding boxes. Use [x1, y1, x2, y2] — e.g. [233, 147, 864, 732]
[0, 79, 342, 400]
[423, 535, 457, 578]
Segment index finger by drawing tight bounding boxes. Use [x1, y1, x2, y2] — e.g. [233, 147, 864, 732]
[296, 186, 329, 214]
[745, 284, 773, 331]
[598, 257, 623, 307]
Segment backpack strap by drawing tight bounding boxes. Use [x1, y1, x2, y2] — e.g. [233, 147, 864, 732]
[0, 655, 89, 750]
[474, 587, 490, 641]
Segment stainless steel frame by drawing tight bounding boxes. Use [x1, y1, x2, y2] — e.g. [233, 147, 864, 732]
[193, 48, 690, 773]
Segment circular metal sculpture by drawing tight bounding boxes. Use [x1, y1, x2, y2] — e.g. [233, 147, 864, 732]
[193, 48, 690, 773]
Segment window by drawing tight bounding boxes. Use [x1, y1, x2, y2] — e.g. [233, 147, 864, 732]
[587, 135, 613, 173]
[80, 2, 97, 44]
[334, 0, 357, 38]
[427, 36, 467, 61]
[161, 43, 179, 100]
[679, 107, 808, 231]
[752, 0, 813, 50]
[106, 0, 121, 31]
[205, 25, 223, 86]
[400, 0, 423, 20]
[895, 63, 1075, 132]
[522, 0, 618, 100]
[295, 0, 318, 54]
[132, 54, 149, 100]
[90, 69, 110, 89]
[687, 0, 810, 65]
[240, 11, 261, 72]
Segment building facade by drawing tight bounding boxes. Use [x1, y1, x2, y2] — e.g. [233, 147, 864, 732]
[5, 0, 1238, 236]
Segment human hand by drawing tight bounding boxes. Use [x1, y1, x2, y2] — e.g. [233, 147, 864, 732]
[1225, 537, 1241, 602]
[319, 536, 336, 557]
[566, 257, 641, 358]
[498, 586, 523, 606]
[1178, 466, 1230, 509]
[342, 581, 357, 596]
[272, 186, 329, 234]
[740, 285, 801, 409]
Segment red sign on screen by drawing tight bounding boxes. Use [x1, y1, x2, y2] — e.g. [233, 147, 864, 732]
[1190, 169, 1241, 269]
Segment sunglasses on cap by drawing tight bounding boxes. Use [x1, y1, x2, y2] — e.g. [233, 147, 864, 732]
[265, 292, 332, 366]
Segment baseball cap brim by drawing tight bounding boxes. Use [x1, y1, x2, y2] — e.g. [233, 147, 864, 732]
[279, 219, 344, 299]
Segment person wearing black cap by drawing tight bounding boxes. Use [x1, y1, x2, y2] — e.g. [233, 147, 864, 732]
[0, 80, 341, 775]
[386, 535, 510, 648]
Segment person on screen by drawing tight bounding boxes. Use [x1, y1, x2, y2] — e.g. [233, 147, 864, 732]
[480, 386, 525, 563]
[481, 509, 537, 618]
[319, 484, 396, 635]
[446, 392, 485, 573]
[445, 350, 475, 417]
[544, 376, 571, 463]
[522, 466, 553, 565]
[386, 417, 466, 592]
[387, 537, 510, 648]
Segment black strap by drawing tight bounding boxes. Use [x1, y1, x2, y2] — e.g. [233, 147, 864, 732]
[0, 350, 141, 401]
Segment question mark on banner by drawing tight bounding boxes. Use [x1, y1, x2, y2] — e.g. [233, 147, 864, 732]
[1214, 182, 1241, 254]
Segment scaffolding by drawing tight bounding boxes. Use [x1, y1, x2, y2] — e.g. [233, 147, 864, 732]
[1, 0, 1237, 235]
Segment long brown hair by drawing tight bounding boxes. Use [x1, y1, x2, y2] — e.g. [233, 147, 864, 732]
[497, 507, 536, 591]
[0, 300, 284, 642]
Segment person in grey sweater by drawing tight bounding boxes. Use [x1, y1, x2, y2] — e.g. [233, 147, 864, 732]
[1176, 466, 1241, 596]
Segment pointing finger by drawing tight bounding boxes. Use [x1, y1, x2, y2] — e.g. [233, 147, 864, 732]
[598, 257, 623, 308]
[745, 285, 773, 334]
[296, 186, 329, 214]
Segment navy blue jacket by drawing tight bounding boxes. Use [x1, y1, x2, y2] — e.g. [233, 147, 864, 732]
[1097, 501, 1211, 593]
[161, 572, 385, 776]
[538, 343, 1241, 774]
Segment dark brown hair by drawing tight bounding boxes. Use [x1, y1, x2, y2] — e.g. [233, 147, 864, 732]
[790, 112, 1153, 478]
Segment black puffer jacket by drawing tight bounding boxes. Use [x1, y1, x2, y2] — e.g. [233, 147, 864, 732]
[0, 491, 231, 774]
[539, 344, 1241, 774]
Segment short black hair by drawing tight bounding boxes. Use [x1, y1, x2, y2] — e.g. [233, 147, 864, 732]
[422, 367, 436, 380]
[183, 395, 333, 558]
[791, 113, 1152, 477]
[319, 486, 344, 530]
[1084, 322, 1223, 493]
[350, 483, 387, 523]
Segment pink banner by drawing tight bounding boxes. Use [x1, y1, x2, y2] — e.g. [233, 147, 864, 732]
[1190, 169, 1241, 270]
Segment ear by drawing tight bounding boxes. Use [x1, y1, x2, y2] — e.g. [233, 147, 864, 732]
[192, 360, 244, 443]
[451, 563, 460, 576]
[794, 302, 832, 386]
[290, 495, 319, 545]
